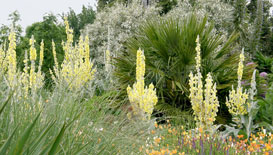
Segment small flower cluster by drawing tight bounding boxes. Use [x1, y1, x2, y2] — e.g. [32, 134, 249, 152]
[235, 130, 273, 154]
[145, 122, 273, 155]
[51, 17, 96, 90]
[226, 49, 248, 115]
[189, 36, 219, 130]
[127, 49, 158, 120]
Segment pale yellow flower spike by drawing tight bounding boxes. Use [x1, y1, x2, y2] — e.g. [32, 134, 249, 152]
[38, 40, 44, 72]
[189, 35, 219, 130]
[226, 49, 248, 116]
[0, 45, 7, 72]
[7, 30, 17, 88]
[22, 50, 29, 98]
[105, 49, 111, 72]
[29, 36, 37, 89]
[195, 35, 201, 73]
[127, 49, 158, 120]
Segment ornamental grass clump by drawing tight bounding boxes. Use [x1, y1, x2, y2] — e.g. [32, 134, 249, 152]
[189, 36, 219, 130]
[127, 49, 158, 120]
[225, 49, 249, 116]
[51, 17, 96, 90]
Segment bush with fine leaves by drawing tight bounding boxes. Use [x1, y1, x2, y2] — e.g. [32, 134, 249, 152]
[81, 0, 159, 68]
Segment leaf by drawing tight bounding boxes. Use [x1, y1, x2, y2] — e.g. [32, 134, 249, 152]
[8, 112, 40, 155]
[47, 123, 67, 155]
[27, 120, 56, 154]
[0, 126, 18, 154]
[0, 91, 13, 116]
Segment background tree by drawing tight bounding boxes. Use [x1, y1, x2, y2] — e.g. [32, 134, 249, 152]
[0, 10, 23, 47]
[63, 5, 96, 42]
[232, 0, 249, 45]
[247, 0, 273, 56]
[156, 0, 177, 15]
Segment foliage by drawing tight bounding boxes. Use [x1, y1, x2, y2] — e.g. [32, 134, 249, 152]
[247, 0, 273, 56]
[114, 15, 246, 119]
[254, 51, 273, 74]
[63, 5, 96, 42]
[156, 0, 177, 15]
[165, 0, 234, 37]
[232, 0, 249, 45]
[0, 10, 23, 47]
[257, 84, 273, 128]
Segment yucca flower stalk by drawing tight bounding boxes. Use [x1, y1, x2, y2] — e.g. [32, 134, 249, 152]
[189, 36, 219, 130]
[226, 49, 248, 116]
[51, 17, 96, 90]
[127, 49, 158, 120]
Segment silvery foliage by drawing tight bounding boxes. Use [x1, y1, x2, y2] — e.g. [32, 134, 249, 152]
[81, 0, 159, 67]
[165, 0, 234, 40]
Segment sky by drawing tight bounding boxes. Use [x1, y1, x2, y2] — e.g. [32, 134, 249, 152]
[0, 0, 97, 31]
[0, 0, 272, 32]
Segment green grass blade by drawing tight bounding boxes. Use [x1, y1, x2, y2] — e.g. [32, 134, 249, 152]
[47, 123, 66, 155]
[0, 91, 13, 115]
[26, 120, 56, 154]
[0, 126, 18, 154]
[8, 112, 40, 155]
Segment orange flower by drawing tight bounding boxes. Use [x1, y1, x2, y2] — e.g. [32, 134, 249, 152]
[265, 143, 271, 151]
[159, 125, 163, 129]
[199, 128, 203, 133]
[154, 138, 161, 144]
[237, 135, 244, 139]
[229, 136, 232, 142]
[171, 149, 177, 154]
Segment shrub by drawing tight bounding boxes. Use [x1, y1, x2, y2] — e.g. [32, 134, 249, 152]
[81, 1, 159, 78]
